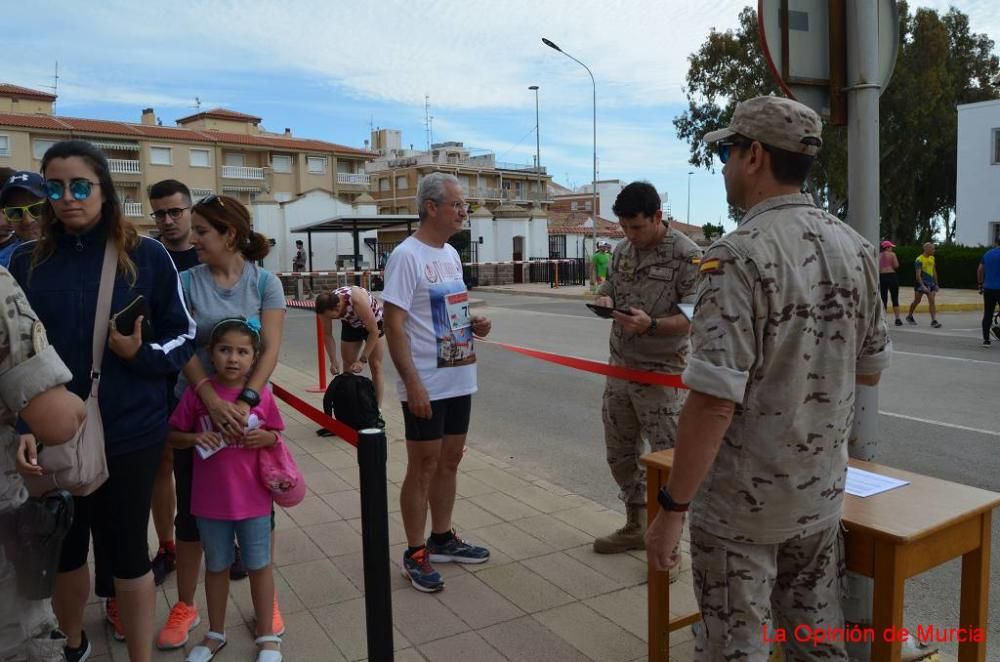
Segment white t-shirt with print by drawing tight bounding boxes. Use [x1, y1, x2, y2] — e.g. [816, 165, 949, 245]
[382, 236, 477, 401]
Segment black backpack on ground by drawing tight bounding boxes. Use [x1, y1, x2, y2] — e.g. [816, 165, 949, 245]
[320, 373, 380, 434]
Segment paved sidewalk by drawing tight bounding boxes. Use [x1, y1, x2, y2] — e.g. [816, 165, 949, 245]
[474, 282, 985, 313]
[84, 361, 702, 662]
[81, 360, 958, 662]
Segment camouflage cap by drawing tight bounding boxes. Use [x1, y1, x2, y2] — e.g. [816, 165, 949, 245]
[703, 96, 823, 156]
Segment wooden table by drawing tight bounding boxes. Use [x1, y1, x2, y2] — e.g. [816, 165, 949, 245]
[641, 450, 1000, 662]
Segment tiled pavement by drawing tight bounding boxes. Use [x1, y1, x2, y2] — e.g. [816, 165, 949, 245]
[83, 360, 955, 661]
[83, 361, 703, 661]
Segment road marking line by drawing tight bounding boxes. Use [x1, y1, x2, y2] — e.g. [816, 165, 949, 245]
[879, 411, 1000, 438]
[891, 327, 976, 339]
[893, 350, 998, 366]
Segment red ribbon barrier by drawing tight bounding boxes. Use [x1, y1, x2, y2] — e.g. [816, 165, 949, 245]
[271, 383, 358, 446]
[479, 338, 687, 389]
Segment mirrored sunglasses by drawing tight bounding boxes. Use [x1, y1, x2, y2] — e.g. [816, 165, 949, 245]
[45, 178, 100, 201]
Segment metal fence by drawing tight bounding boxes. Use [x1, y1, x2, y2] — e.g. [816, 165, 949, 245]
[374, 240, 480, 289]
[528, 258, 587, 286]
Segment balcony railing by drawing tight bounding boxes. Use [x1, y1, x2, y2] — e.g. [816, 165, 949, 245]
[108, 159, 141, 175]
[336, 172, 370, 186]
[495, 161, 546, 174]
[221, 165, 265, 180]
[468, 188, 549, 203]
[123, 202, 143, 217]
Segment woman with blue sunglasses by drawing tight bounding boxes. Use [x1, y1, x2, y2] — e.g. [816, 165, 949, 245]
[8, 140, 196, 662]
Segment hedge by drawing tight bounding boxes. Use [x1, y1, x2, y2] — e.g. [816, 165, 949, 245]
[890, 245, 987, 290]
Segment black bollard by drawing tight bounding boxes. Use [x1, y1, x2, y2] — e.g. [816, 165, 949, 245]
[356, 427, 394, 661]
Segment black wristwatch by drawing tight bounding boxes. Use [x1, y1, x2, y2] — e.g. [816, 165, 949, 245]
[237, 388, 261, 408]
[657, 487, 690, 513]
[645, 317, 658, 336]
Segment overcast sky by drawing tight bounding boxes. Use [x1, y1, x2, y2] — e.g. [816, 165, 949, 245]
[8, 1, 997, 229]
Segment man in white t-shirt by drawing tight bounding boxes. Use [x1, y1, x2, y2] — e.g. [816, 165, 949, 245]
[383, 172, 493, 593]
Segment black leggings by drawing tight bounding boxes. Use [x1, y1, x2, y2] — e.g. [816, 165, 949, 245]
[879, 273, 899, 308]
[983, 289, 1000, 341]
[59, 440, 163, 596]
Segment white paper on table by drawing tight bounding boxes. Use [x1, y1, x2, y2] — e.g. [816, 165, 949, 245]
[845, 467, 910, 497]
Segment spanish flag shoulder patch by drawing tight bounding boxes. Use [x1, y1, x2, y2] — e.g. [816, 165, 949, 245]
[690, 256, 701, 265]
[699, 258, 721, 273]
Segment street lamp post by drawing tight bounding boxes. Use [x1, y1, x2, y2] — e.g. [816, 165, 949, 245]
[528, 85, 541, 207]
[543, 37, 597, 288]
[687, 171, 694, 225]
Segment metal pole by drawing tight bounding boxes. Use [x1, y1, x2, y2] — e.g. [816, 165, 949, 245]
[542, 38, 597, 289]
[529, 86, 541, 206]
[305, 312, 327, 393]
[844, 1, 880, 657]
[686, 171, 693, 224]
[356, 427, 394, 661]
[307, 231, 314, 293]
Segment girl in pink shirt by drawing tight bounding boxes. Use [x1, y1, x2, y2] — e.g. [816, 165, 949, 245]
[169, 318, 284, 662]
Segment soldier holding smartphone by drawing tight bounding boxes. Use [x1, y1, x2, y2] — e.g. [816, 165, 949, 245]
[592, 181, 701, 559]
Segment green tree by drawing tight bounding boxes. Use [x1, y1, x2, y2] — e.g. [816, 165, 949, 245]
[702, 222, 725, 241]
[674, 3, 998, 241]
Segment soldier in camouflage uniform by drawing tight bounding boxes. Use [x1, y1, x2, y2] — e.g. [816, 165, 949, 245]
[0, 268, 85, 661]
[593, 181, 701, 555]
[645, 97, 891, 661]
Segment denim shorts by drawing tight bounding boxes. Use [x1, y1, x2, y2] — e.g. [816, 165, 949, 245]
[197, 516, 271, 573]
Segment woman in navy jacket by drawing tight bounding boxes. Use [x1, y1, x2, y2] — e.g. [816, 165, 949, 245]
[9, 140, 195, 662]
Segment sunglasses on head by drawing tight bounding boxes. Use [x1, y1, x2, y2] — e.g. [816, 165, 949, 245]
[2, 200, 46, 222]
[150, 206, 190, 221]
[45, 178, 101, 201]
[194, 194, 225, 209]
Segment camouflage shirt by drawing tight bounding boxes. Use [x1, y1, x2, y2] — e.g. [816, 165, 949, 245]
[597, 225, 702, 374]
[683, 194, 891, 543]
[0, 268, 72, 514]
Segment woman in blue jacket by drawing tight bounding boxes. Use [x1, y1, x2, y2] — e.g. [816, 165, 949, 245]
[9, 140, 195, 662]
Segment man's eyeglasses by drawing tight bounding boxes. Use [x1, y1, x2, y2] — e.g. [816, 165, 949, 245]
[45, 179, 101, 201]
[150, 207, 190, 221]
[194, 194, 224, 209]
[2, 200, 46, 222]
[440, 200, 469, 213]
[717, 139, 771, 164]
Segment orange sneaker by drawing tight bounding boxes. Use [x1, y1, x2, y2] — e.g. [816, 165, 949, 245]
[156, 601, 201, 650]
[272, 595, 285, 637]
[105, 598, 125, 642]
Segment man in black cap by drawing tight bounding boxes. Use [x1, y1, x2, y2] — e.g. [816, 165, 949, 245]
[0, 171, 47, 268]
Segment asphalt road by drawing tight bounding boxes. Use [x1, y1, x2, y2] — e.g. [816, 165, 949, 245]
[279, 293, 1000, 657]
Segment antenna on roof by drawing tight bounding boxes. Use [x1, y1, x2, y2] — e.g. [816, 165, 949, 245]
[193, 96, 202, 110]
[40, 61, 59, 113]
[424, 95, 432, 151]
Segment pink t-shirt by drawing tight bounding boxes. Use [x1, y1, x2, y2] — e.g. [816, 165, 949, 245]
[169, 381, 284, 520]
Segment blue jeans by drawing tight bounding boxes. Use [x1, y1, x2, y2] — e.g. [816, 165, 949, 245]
[197, 516, 271, 573]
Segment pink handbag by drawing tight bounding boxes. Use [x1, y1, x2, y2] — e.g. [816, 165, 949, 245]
[258, 436, 305, 508]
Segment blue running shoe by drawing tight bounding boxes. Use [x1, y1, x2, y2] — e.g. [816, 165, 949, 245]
[401, 548, 444, 593]
[426, 531, 490, 564]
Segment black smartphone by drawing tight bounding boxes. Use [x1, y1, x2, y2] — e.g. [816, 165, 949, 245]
[112, 295, 154, 341]
[586, 303, 633, 319]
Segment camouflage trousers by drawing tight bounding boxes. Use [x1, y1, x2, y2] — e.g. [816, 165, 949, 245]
[601, 379, 685, 505]
[690, 523, 848, 662]
[0, 553, 64, 662]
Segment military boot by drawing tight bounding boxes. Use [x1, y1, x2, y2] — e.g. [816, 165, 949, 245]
[593, 504, 646, 554]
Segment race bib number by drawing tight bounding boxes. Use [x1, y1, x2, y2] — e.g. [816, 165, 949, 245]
[446, 292, 472, 331]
